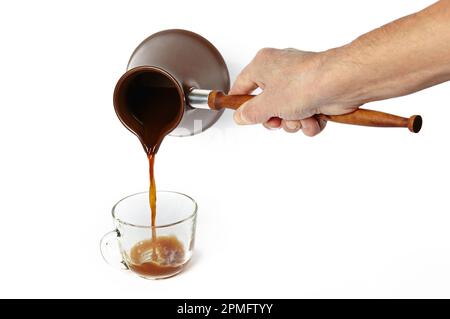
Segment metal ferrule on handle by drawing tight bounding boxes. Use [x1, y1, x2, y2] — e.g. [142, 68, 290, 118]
[188, 89, 212, 109]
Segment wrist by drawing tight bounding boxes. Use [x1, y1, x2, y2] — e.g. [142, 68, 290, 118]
[315, 45, 371, 108]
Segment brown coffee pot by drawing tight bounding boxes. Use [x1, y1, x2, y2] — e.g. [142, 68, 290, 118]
[114, 29, 422, 139]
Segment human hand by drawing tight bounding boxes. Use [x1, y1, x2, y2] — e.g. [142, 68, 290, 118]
[230, 48, 360, 136]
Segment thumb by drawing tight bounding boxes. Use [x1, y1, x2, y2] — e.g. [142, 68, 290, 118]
[233, 94, 273, 125]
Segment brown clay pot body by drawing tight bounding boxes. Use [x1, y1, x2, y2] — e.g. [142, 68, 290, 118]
[114, 29, 230, 138]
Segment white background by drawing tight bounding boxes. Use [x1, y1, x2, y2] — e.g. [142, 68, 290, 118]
[0, 0, 449, 298]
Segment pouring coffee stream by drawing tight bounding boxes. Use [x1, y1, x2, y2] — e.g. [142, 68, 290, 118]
[113, 29, 422, 277]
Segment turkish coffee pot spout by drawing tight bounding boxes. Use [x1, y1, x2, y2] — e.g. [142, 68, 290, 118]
[114, 29, 422, 139]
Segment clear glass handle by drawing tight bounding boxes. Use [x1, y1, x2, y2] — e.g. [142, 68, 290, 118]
[99, 230, 128, 270]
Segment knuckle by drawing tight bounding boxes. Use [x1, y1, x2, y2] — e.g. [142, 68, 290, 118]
[243, 103, 264, 123]
[303, 127, 319, 137]
[302, 129, 314, 137]
[244, 107, 259, 123]
[256, 47, 275, 59]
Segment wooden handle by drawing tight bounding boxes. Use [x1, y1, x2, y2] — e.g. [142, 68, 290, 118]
[208, 91, 422, 133]
[208, 91, 254, 110]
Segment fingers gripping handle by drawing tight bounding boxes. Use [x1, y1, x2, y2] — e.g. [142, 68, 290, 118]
[205, 90, 422, 133]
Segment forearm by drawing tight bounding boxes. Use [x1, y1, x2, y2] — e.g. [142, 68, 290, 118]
[323, 0, 450, 106]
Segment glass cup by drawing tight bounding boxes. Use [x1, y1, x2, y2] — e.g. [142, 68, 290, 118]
[100, 191, 197, 279]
